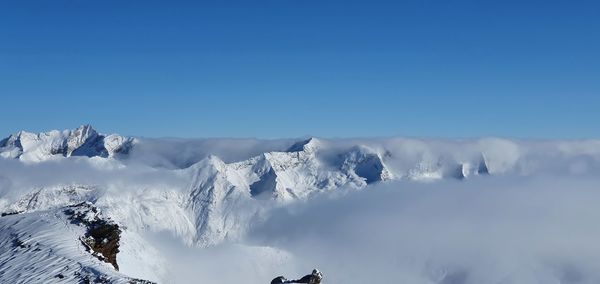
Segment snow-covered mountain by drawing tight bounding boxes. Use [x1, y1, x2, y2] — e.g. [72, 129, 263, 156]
[0, 125, 491, 181]
[2, 126, 600, 283]
[0, 125, 134, 162]
[0, 127, 497, 246]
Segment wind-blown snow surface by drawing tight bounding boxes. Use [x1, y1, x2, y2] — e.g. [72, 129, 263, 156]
[1, 125, 600, 283]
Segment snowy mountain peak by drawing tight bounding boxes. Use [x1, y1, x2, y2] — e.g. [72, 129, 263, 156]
[181, 140, 397, 246]
[0, 133, 23, 159]
[286, 137, 321, 153]
[0, 125, 135, 162]
[67, 124, 99, 155]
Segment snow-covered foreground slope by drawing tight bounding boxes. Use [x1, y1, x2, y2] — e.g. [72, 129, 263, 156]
[0, 203, 154, 283]
[1, 126, 600, 283]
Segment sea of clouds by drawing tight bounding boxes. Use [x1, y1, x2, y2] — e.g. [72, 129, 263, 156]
[249, 176, 600, 284]
[2, 137, 600, 283]
[137, 175, 600, 284]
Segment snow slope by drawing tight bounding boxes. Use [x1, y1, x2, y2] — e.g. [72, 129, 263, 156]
[0, 203, 152, 283]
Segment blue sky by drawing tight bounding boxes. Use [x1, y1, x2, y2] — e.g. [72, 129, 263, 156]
[0, 0, 598, 138]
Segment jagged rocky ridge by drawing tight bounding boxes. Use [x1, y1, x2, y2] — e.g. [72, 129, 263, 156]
[65, 202, 122, 271]
[0, 124, 134, 162]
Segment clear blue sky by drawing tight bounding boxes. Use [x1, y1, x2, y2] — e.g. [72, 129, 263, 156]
[1, 0, 598, 138]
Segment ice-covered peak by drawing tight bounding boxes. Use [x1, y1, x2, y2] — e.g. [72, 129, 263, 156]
[181, 141, 398, 246]
[0, 125, 135, 161]
[188, 155, 228, 173]
[67, 124, 99, 155]
[0, 132, 21, 147]
[286, 137, 321, 153]
[0, 133, 24, 158]
[1, 131, 33, 148]
[72, 124, 98, 139]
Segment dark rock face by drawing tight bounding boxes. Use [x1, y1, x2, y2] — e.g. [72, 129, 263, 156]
[0, 202, 156, 284]
[82, 220, 121, 270]
[64, 203, 121, 271]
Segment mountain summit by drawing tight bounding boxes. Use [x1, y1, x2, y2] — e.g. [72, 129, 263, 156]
[0, 125, 134, 162]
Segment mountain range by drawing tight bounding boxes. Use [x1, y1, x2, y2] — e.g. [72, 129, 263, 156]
[1, 125, 599, 283]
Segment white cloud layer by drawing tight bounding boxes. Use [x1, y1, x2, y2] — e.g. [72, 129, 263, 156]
[243, 177, 600, 284]
[2, 135, 600, 283]
[134, 176, 600, 284]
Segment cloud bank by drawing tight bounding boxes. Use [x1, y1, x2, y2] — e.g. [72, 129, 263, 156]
[242, 177, 600, 284]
